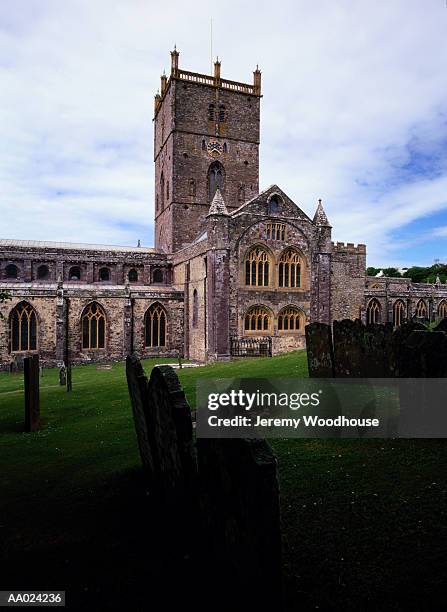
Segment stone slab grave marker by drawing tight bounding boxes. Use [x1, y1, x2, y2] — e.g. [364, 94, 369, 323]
[126, 355, 154, 477]
[363, 323, 394, 377]
[391, 321, 427, 377]
[305, 322, 334, 377]
[333, 319, 364, 377]
[197, 437, 282, 609]
[24, 354, 40, 432]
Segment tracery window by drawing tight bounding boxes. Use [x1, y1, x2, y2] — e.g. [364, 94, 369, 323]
[218, 104, 225, 122]
[438, 300, 447, 319]
[145, 303, 167, 348]
[264, 223, 286, 241]
[366, 299, 381, 324]
[415, 299, 428, 318]
[277, 306, 304, 333]
[244, 305, 271, 335]
[393, 300, 405, 327]
[208, 161, 224, 201]
[279, 248, 301, 288]
[10, 302, 37, 352]
[245, 246, 270, 287]
[82, 302, 106, 350]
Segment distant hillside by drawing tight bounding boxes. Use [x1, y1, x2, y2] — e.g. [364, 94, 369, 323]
[367, 264, 447, 284]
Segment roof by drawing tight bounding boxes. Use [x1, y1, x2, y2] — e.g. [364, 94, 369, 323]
[0, 238, 156, 254]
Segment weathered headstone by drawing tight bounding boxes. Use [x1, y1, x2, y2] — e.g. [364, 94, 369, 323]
[126, 355, 154, 477]
[391, 321, 427, 377]
[146, 365, 197, 505]
[59, 364, 66, 386]
[363, 323, 394, 377]
[305, 322, 334, 377]
[24, 354, 40, 432]
[66, 364, 72, 392]
[333, 319, 365, 377]
[400, 330, 447, 378]
[197, 437, 282, 609]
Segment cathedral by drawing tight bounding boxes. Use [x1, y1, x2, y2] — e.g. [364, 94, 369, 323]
[1, 49, 447, 369]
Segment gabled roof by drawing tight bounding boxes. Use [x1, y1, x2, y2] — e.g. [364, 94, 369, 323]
[230, 184, 313, 222]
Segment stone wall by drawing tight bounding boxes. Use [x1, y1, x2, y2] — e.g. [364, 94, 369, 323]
[331, 242, 367, 321]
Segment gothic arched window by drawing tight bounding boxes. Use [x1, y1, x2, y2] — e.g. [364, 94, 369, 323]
[5, 264, 18, 279]
[244, 305, 271, 335]
[192, 289, 198, 328]
[393, 300, 405, 327]
[145, 303, 167, 348]
[245, 246, 270, 287]
[99, 267, 110, 282]
[208, 161, 224, 202]
[219, 104, 226, 122]
[208, 104, 215, 121]
[152, 269, 164, 284]
[82, 302, 106, 350]
[189, 178, 196, 197]
[268, 194, 282, 214]
[415, 299, 427, 318]
[279, 248, 302, 288]
[238, 184, 245, 202]
[128, 269, 138, 282]
[69, 266, 81, 281]
[37, 265, 49, 280]
[278, 306, 304, 333]
[366, 299, 381, 324]
[438, 300, 447, 319]
[10, 302, 37, 352]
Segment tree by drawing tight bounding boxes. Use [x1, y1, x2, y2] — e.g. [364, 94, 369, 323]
[366, 267, 380, 276]
[382, 267, 401, 278]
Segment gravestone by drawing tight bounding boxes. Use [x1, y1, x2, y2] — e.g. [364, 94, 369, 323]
[400, 330, 447, 378]
[363, 323, 394, 377]
[126, 355, 154, 477]
[59, 364, 66, 386]
[146, 365, 197, 506]
[197, 437, 282, 609]
[391, 321, 427, 377]
[24, 354, 40, 432]
[333, 319, 365, 377]
[434, 317, 447, 333]
[305, 322, 334, 377]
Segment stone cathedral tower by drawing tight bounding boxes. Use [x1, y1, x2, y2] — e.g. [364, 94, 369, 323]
[153, 49, 262, 253]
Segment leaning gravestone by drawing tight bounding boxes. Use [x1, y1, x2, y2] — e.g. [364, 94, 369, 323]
[24, 354, 40, 432]
[197, 437, 282, 609]
[305, 322, 334, 377]
[333, 319, 365, 377]
[126, 355, 154, 477]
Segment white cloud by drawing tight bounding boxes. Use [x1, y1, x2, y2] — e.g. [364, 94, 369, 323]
[1, 0, 447, 263]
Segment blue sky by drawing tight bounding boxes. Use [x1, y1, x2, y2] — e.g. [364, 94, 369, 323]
[1, 0, 447, 266]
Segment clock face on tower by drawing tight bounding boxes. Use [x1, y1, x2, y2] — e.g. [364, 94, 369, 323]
[206, 141, 223, 157]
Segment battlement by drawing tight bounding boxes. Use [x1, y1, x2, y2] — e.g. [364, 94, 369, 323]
[332, 241, 366, 254]
[154, 49, 261, 116]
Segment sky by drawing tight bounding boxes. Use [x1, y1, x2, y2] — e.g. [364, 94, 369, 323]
[1, 0, 447, 267]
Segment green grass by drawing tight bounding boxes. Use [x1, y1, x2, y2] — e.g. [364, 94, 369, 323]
[1, 352, 446, 610]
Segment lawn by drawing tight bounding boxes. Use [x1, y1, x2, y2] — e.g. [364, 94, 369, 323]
[0, 352, 446, 610]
